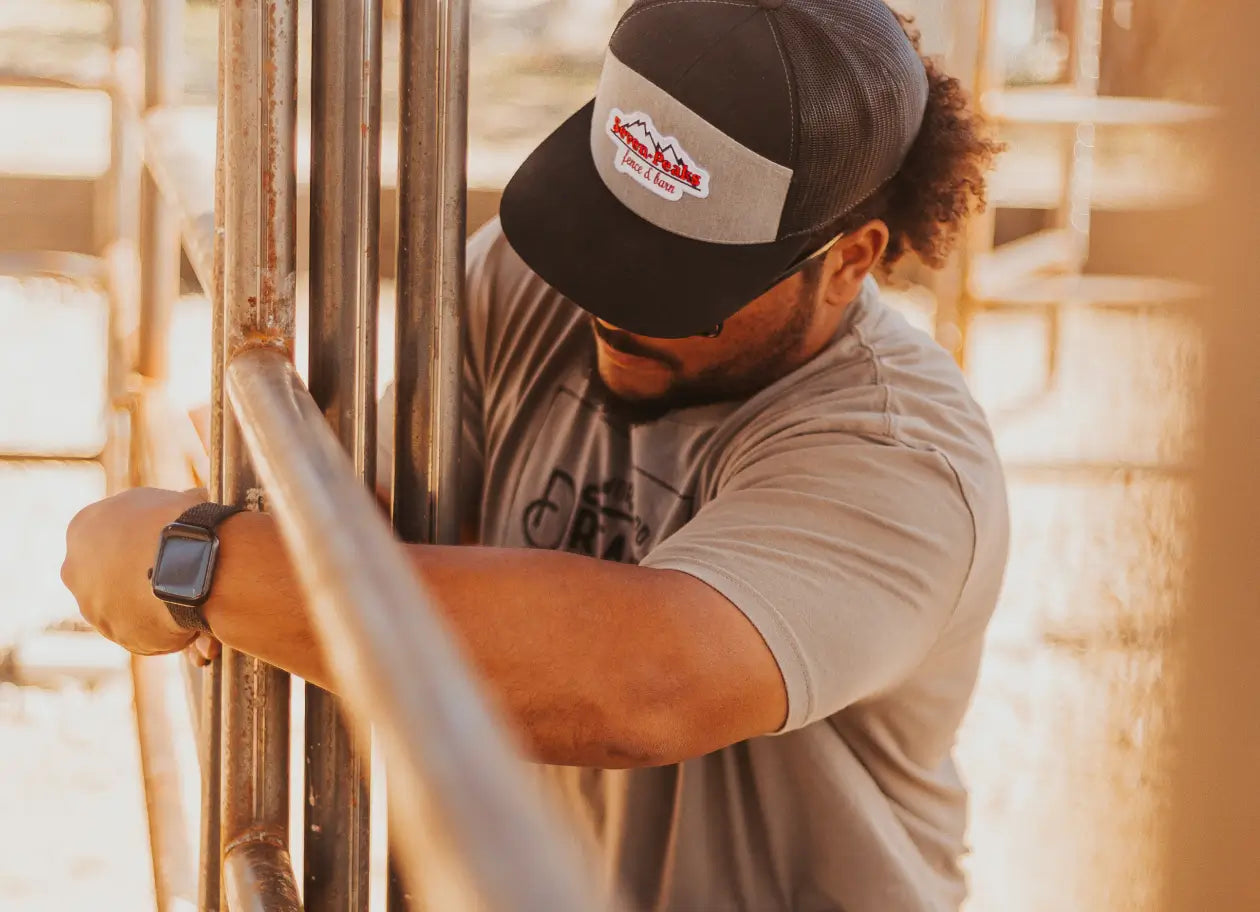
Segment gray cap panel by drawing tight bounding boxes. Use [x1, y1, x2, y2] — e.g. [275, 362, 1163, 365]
[589, 50, 794, 246]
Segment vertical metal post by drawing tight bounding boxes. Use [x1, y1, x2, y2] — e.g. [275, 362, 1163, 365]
[306, 0, 382, 908]
[105, 0, 143, 259]
[391, 0, 470, 903]
[1060, 0, 1103, 269]
[198, 3, 230, 908]
[132, 654, 198, 912]
[137, 0, 185, 383]
[392, 0, 469, 547]
[103, 0, 143, 496]
[219, 1, 301, 908]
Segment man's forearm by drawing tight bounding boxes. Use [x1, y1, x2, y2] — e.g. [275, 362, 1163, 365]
[203, 511, 785, 767]
[203, 510, 331, 682]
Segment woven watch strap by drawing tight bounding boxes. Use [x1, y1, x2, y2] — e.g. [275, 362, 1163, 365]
[166, 603, 214, 635]
[177, 501, 246, 531]
[161, 502, 246, 634]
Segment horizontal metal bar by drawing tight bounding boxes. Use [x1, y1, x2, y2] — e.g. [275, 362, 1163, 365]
[5, 630, 128, 688]
[980, 87, 1214, 126]
[141, 107, 217, 297]
[0, 452, 103, 463]
[0, 250, 106, 284]
[225, 348, 610, 912]
[1004, 460, 1196, 480]
[969, 227, 1076, 301]
[973, 274, 1201, 309]
[0, 57, 112, 91]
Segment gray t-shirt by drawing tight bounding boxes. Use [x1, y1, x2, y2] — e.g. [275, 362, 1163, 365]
[380, 220, 1008, 911]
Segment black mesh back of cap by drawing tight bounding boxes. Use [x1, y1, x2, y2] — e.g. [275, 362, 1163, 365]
[773, 0, 928, 237]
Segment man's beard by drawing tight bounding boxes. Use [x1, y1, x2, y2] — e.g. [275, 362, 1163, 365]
[586, 298, 815, 425]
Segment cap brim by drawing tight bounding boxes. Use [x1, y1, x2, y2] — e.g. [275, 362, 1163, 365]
[500, 101, 812, 339]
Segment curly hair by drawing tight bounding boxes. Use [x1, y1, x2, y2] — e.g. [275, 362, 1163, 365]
[817, 17, 1003, 269]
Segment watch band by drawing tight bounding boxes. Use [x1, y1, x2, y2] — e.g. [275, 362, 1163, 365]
[161, 502, 246, 634]
[176, 501, 247, 532]
[167, 603, 214, 634]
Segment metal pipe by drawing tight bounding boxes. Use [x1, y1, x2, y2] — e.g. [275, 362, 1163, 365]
[104, 0, 142, 296]
[391, 0, 469, 897]
[310, 0, 382, 482]
[226, 348, 610, 912]
[1061, 0, 1105, 270]
[131, 654, 198, 912]
[140, 108, 217, 314]
[197, 657, 224, 912]
[102, 0, 143, 497]
[306, 0, 382, 907]
[392, 0, 469, 547]
[0, 452, 109, 463]
[198, 2, 231, 907]
[222, 836, 302, 912]
[256, 0, 299, 354]
[219, 0, 300, 908]
[136, 0, 184, 382]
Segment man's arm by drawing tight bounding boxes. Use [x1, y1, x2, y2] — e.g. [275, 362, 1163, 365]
[63, 488, 786, 769]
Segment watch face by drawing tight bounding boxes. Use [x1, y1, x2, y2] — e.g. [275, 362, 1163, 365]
[152, 524, 218, 605]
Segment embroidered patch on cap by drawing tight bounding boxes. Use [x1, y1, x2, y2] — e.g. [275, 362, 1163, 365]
[605, 108, 710, 202]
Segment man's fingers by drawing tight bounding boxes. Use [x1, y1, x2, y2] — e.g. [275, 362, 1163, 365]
[189, 635, 220, 665]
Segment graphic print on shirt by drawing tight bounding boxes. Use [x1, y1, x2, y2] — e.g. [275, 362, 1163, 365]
[505, 385, 695, 564]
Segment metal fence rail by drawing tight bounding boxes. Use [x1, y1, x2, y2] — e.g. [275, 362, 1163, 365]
[217, 0, 301, 908]
[306, 0, 382, 906]
[228, 349, 608, 911]
[141, 108, 215, 295]
[117, 0, 618, 908]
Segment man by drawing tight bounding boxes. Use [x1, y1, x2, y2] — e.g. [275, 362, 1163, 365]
[63, 0, 1006, 908]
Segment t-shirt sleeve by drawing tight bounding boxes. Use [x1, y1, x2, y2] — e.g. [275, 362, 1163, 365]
[640, 430, 976, 733]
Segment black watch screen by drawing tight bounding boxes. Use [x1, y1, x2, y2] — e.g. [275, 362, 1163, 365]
[151, 522, 221, 606]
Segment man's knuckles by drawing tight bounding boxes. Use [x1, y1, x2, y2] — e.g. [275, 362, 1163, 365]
[60, 486, 205, 656]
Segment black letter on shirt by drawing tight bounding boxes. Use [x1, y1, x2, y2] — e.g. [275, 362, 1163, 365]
[567, 507, 598, 556]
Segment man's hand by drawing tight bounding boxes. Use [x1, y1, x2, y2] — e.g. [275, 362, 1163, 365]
[62, 487, 208, 655]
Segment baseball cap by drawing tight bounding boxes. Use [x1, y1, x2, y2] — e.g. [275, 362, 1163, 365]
[499, 0, 929, 339]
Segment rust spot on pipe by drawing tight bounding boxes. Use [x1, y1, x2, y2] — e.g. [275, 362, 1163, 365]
[235, 330, 294, 358]
[222, 825, 288, 859]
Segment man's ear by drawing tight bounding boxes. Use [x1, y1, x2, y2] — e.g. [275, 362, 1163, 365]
[822, 220, 890, 307]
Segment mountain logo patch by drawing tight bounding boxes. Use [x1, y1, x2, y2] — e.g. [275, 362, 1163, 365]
[606, 109, 710, 201]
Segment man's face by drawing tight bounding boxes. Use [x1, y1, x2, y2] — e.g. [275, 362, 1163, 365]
[590, 265, 822, 416]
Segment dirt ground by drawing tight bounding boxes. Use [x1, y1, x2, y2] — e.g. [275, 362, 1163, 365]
[0, 2, 1199, 910]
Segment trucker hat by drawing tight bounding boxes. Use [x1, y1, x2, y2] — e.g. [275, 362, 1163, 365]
[499, 0, 929, 339]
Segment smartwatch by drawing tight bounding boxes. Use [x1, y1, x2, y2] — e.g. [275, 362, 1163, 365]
[149, 502, 246, 634]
